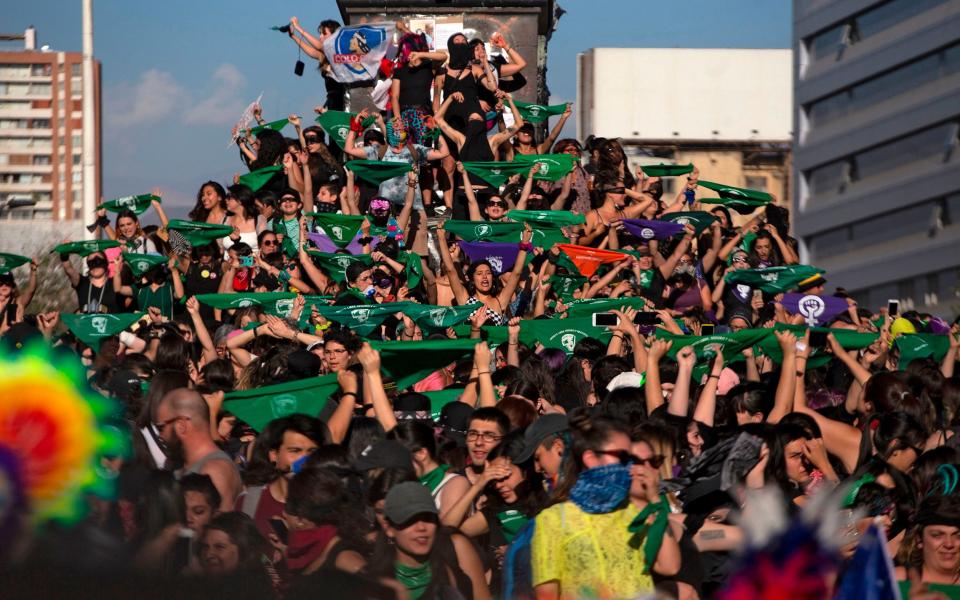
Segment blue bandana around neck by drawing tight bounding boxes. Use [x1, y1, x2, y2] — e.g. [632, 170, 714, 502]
[569, 463, 632, 514]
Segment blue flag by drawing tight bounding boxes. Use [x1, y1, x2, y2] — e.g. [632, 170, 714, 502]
[834, 523, 900, 600]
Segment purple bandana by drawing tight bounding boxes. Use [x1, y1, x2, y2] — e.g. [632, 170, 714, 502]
[781, 293, 849, 327]
[458, 241, 521, 274]
[621, 219, 685, 241]
[307, 231, 373, 254]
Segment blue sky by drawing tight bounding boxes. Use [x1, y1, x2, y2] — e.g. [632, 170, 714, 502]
[4, 0, 790, 221]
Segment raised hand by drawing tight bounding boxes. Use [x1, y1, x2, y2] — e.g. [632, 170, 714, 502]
[356, 342, 381, 372]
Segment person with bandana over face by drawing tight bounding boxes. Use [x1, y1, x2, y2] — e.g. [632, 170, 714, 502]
[531, 412, 679, 600]
[343, 108, 449, 213]
[153, 388, 242, 513]
[60, 250, 120, 314]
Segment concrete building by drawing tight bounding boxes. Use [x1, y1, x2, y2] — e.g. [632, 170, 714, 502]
[793, 0, 960, 317]
[0, 27, 101, 222]
[577, 48, 793, 207]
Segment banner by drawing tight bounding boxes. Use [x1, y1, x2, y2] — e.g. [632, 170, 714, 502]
[223, 375, 340, 432]
[564, 297, 651, 319]
[442, 220, 524, 243]
[321, 22, 396, 83]
[754, 324, 878, 369]
[512, 100, 567, 124]
[194, 292, 298, 311]
[316, 302, 412, 337]
[518, 317, 613, 354]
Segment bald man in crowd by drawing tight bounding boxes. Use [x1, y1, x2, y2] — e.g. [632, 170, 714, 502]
[153, 388, 242, 512]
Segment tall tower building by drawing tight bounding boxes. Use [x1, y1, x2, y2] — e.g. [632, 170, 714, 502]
[0, 27, 101, 222]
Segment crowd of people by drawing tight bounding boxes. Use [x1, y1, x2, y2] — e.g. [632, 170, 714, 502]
[2, 14, 960, 600]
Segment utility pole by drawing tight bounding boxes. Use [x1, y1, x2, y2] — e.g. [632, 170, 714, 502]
[81, 0, 96, 239]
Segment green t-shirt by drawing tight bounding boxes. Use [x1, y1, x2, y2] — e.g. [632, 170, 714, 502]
[135, 283, 175, 319]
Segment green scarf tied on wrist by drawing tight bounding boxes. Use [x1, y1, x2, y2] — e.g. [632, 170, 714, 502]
[627, 493, 671, 573]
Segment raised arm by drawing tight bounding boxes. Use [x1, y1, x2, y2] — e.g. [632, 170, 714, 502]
[537, 103, 571, 155]
[436, 228, 470, 305]
[694, 351, 724, 426]
[59, 248, 81, 288]
[657, 225, 695, 278]
[433, 94, 466, 149]
[185, 296, 217, 365]
[17, 260, 38, 308]
[327, 369, 359, 445]
[299, 148, 314, 215]
[357, 343, 397, 433]
[488, 92, 522, 150]
[343, 111, 371, 160]
[496, 228, 533, 307]
[396, 171, 417, 233]
[668, 346, 697, 418]
[767, 330, 797, 424]
[151, 195, 170, 228]
[289, 17, 324, 60]
[111, 255, 134, 297]
[514, 163, 541, 211]
[457, 162, 484, 221]
[550, 171, 573, 211]
[340, 170, 359, 215]
[473, 342, 496, 408]
[644, 339, 672, 414]
[490, 32, 526, 77]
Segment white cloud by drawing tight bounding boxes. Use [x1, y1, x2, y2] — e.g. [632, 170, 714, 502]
[104, 63, 246, 128]
[182, 63, 248, 125]
[106, 69, 187, 126]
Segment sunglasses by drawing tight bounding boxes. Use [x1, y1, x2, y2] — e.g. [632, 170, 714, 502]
[732, 255, 748, 263]
[604, 187, 626, 194]
[262, 239, 278, 247]
[594, 449, 665, 468]
[304, 136, 319, 143]
[284, 263, 298, 272]
[487, 200, 506, 208]
[280, 196, 299, 203]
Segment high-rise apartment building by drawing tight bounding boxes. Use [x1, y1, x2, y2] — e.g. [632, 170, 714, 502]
[793, 0, 960, 316]
[0, 27, 101, 221]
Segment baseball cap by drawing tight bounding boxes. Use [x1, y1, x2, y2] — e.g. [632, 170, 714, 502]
[796, 273, 827, 292]
[287, 350, 321, 379]
[353, 440, 413, 471]
[515, 414, 569, 464]
[384, 481, 438, 524]
[606, 371, 646, 392]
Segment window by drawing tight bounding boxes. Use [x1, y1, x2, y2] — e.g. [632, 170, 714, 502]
[0, 65, 31, 78]
[71, 63, 81, 76]
[0, 119, 27, 129]
[806, 0, 950, 64]
[71, 134, 81, 147]
[72, 154, 81, 165]
[32, 64, 51, 77]
[744, 176, 768, 191]
[806, 43, 958, 128]
[808, 227, 851, 257]
[27, 83, 51, 97]
[0, 83, 30, 97]
[30, 119, 50, 129]
[72, 172, 82, 184]
[0, 100, 31, 110]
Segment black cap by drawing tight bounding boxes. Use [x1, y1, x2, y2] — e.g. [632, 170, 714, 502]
[105, 368, 144, 401]
[353, 440, 413, 471]
[517, 121, 535, 135]
[515, 414, 569, 464]
[438, 401, 472, 447]
[384, 481, 438, 524]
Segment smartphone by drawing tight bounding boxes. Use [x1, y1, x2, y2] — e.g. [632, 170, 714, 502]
[684, 189, 696, 205]
[592, 312, 620, 327]
[239, 256, 255, 268]
[270, 519, 289, 545]
[700, 323, 715, 336]
[634, 312, 661, 325]
[887, 299, 899, 317]
[294, 60, 305, 77]
[809, 330, 829, 348]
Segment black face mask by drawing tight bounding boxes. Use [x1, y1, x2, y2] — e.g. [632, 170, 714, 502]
[449, 43, 471, 70]
[87, 257, 107, 270]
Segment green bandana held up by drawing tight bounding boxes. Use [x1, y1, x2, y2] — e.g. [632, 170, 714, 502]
[52, 239, 122, 258]
[548, 274, 588, 302]
[419, 464, 451, 494]
[223, 374, 340, 432]
[725, 265, 826, 295]
[640, 163, 694, 177]
[0, 252, 31, 274]
[697, 180, 773, 214]
[344, 160, 413, 185]
[372, 339, 477, 390]
[654, 328, 775, 378]
[755, 324, 879, 369]
[315, 110, 376, 150]
[404, 302, 480, 334]
[512, 100, 567, 123]
[122, 253, 168, 278]
[627, 494, 671, 573]
[315, 302, 412, 337]
[507, 209, 585, 228]
[423, 388, 466, 420]
[394, 562, 432, 600]
[460, 161, 531, 188]
[895, 334, 952, 369]
[442, 220, 525, 243]
[238, 165, 284, 192]
[249, 118, 288, 136]
[307, 251, 374, 283]
[513, 153, 576, 182]
[100, 193, 160, 215]
[193, 292, 298, 311]
[661, 211, 718, 236]
[166, 220, 235, 246]
[401, 252, 424, 289]
[564, 297, 651, 319]
[306, 213, 365, 248]
[518, 317, 613, 355]
[61, 312, 145, 349]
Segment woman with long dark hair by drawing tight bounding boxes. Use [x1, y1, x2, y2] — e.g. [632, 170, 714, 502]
[223, 184, 262, 257]
[367, 481, 490, 600]
[189, 181, 228, 224]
